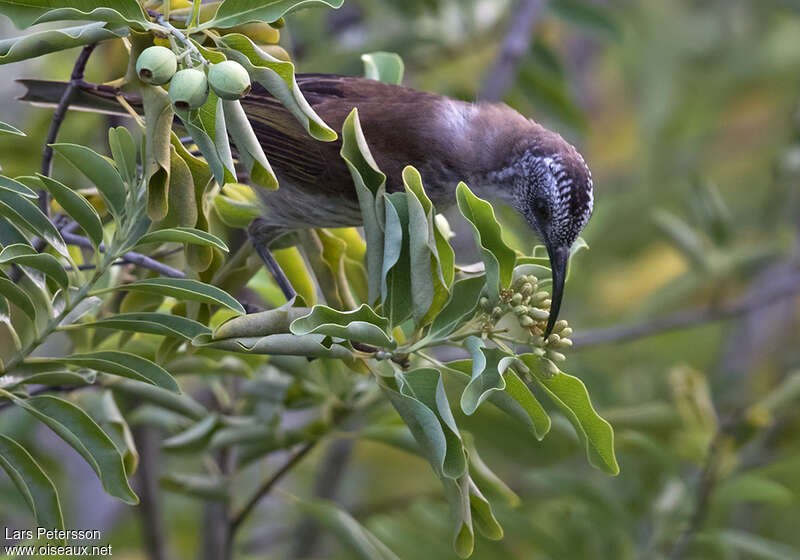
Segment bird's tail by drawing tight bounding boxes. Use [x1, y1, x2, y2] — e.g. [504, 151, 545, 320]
[17, 79, 143, 117]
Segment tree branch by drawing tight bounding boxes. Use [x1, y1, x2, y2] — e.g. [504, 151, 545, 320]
[227, 441, 317, 547]
[39, 43, 98, 215]
[479, 0, 545, 102]
[62, 232, 186, 278]
[571, 271, 800, 348]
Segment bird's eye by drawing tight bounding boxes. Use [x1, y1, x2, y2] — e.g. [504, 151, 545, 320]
[532, 200, 550, 220]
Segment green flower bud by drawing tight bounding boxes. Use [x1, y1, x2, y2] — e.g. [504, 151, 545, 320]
[556, 338, 573, 349]
[529, 308, 549, 321]
[208, 60, 252, 100]
[544, 358, 560, 377]
[531, 335, 545, 347]
[531, 347, 546, 357]
[561, 327, 573, 337]
[554, 320, 569, 332]
[169, 68, 209, 110]
[542, 299, 552, 308]
[513, 305, 528, 316]
[519, 315, 534, 327]
[511, 292, 523, 305]
[479, 296, 490, 310]
[136, 46, 178, 85]
[520, 283, 533, 296]
[491, 306, 503, 319]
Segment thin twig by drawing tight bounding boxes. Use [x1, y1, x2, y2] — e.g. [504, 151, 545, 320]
[479, 0, 545, 102]
[39, 43, 98, 214]
[227, 442, 317, 542]
[572, 271, 800, 348]
[62, 232, 186, 278]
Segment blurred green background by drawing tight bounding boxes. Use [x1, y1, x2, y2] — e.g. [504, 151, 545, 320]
[1, 0, 799, 558]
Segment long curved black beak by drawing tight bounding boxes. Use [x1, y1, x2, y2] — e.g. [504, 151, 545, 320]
[544, 244, 570, 337]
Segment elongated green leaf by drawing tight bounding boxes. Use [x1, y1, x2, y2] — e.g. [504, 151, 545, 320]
[114, 278, 245, 314]
[461, 337, 515, 416]
[381, 193, 413, 326]
[0, 121, 24, 136]
[550, 0, 623, 40]
[519, 354, 619, 474]
[381, 368, 467, 479]
[0, 244, 68, 290]
[0, 22, 126, 65]
[142, 85, 174, 218]
[462, 432, 520, 507]
[108, 126, 138, 186]
[135, 227, 228, 252]
[219, 33, 337, 141]
[196, 332, 354, 359]
[456, 183, 516, 301]
[202, 0, 344, 30]
[416, 275, 484, 347]
[0, 175, 37, 198]
[0, 435, 64, 535]
[341, 109, 386, 303]
[72, 312, 211, 340]
[163, 414, 219, 451]
[0, 277, 36, 322]
[695, 530, 800, 560]
[32, 1, 148, 29]
[290, 304, 395, 348]
[30, 351, 179, 393]
[176, 94, 236, 187]
[222, 98, 278, 189]
[362, 51, 404, 85]
[0, 390, 138, 504]
[51, 143, 126, 217]
[290, 496, 401, 560]
[0, 190, 68, 257]
[37, 175, 103, 248]
[445, 360, 551, 440]
[161, 472, 228, 501]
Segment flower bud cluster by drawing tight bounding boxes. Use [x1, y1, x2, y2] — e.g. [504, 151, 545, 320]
[478, 274, 573, 368]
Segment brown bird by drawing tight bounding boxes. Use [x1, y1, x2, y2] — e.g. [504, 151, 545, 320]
[19, 75, 594, 335]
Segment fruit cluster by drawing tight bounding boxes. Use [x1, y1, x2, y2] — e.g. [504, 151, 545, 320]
[136, 46, 252, 110]
[479, 273, 573, 369]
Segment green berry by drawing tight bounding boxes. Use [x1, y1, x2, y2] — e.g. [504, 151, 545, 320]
[169, 68, 209, 110]
[208, 60, 252, 100]
[136, 46, 177, 85]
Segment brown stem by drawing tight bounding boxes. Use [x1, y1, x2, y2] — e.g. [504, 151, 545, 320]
[39, 43, 98, 215]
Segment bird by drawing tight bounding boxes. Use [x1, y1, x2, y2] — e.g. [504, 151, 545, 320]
[18, 74, 594, 336]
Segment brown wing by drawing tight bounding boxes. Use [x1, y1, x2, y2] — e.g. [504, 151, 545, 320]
[240, 75, 448, 197]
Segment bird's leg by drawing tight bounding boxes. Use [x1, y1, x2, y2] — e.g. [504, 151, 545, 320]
[248, 218, 296, 302]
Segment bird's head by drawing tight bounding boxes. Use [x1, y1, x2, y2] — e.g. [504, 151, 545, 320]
[509, 137, 594, 336]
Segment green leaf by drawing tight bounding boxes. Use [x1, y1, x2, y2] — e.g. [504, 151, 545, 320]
[716, 473, 794, 506]
[0, 175, 37, 198]
[108, 126, 138, 186]
[290, 496, 401, 560]
[142, 85, 176, 219]
[519, 354, 619, 474]
[222, 98, 278, 189]
[462, 432, 520, 507]
[30, 1, 148, 29]
[0, 121, 24, 136]
[135, 227, 228, 252]
[69, 312, 211, 340]
[0, 190, 69, 257]
[550, 0, 622, 40]
[0, 0, 141, 28]
[416, 274, 484, 347]
[381, 368, 467, 479]
[0, 22, 126, 65]
[163, 414, 219, 451]
[30, 351, 179, 393]
[0, 435, 64, 536]
[290, 304, 395, 349]
[51, 143, 126, 218]
[0, 244, 68, 290]
[113, 278, 245, 314]
[696, 530, 800, 560]
[362, 51, 404, 84]
[161, 472, 228, 501]
[460, 337, 516, 416]
[37, 175, 103, 248]
[219, 33, 337, 141]
[381, 193, 413, 326]
[0, 390, 138, 504]
[202, 0, 344, 30]
[0, 277, 36, 322]
[456, 183, 515, 302]
[340, 109, 386, 303]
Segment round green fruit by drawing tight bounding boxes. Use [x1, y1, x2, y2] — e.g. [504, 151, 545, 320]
[136, 46, 177, 85]
[169, 68, 209, 110]
[208, 60, 252, 100]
